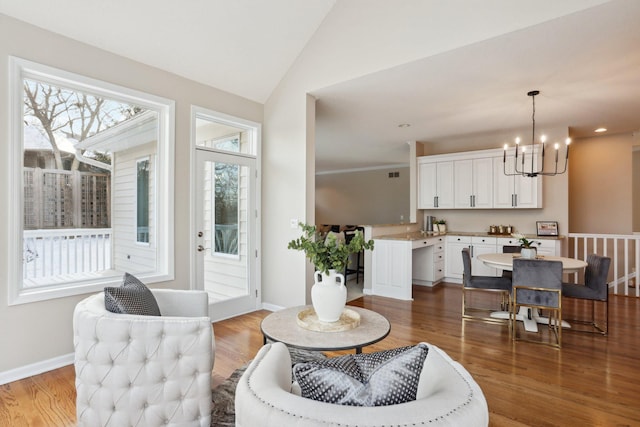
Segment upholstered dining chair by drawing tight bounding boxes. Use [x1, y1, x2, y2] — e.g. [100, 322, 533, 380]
[461, 248, 512, 322]
[562, 254, 611, 335]
[511, 258, 563, 348]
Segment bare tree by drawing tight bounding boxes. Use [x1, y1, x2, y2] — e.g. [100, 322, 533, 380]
[23, 79, 140, 170]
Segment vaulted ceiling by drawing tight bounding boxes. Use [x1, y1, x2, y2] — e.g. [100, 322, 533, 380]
[3, 0, 639, 173]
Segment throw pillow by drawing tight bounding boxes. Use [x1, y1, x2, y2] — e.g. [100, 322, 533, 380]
[104, 273, 161, 316]
[292, 343, 428, 406]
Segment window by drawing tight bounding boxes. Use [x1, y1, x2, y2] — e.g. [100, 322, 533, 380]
[137, 157, 150, 244]
[9, 57, 175, 305]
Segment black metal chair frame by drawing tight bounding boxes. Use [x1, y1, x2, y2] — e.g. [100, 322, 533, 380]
[343, 227, 365, 283]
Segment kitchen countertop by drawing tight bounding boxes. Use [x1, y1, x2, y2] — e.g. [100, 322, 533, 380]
[375, 231, 565, 241]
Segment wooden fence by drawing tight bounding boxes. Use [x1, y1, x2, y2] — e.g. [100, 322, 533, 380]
[23, 168, 110, 229]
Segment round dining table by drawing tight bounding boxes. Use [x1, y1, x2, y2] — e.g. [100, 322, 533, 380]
[476, 252, 587, 332]
[477, 252, 587, 273]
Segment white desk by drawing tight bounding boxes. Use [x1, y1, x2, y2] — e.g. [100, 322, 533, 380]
[477, 253, 587, 332]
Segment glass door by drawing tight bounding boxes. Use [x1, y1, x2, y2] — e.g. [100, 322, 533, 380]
[195, 148, 257, 321]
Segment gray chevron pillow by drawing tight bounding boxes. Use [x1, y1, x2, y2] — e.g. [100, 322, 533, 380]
[292, 343, 428, 406]
[104, 273, 161, 316]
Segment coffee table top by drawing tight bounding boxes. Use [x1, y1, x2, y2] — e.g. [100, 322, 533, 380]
[261, 305, 390, 352]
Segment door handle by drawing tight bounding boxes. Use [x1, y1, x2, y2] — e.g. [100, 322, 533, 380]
[197, 245, 205, 252]
[197, 231, 203, 237]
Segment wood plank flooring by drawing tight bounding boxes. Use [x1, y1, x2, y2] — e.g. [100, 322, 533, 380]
[1, 283, 639, 426]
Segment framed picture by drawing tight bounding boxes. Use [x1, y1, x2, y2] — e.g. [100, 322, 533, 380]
[536, 221, 559, 236]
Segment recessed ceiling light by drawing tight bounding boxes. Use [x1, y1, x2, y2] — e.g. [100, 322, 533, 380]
[398, 123, 411, 128]
[595, 127, 607, 133]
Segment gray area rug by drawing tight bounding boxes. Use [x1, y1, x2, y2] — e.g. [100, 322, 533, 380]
[210, 346, 326, 427]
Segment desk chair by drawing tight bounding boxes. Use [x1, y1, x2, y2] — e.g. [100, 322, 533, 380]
[511, 258, 563, 348]
[461, 248, 512, 323]
[562, 254, 611, 335]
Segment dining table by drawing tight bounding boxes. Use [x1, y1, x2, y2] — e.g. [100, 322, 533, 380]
[476, 252, 588, 332]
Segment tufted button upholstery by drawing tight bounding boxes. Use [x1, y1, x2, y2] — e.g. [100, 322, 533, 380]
[74, 289, 214, 427]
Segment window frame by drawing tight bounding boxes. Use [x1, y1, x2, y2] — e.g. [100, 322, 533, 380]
[8, 57, 175, 305]
[136, 156, 151, 246]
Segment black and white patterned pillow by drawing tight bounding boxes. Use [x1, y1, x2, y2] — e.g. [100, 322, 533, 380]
[292, 343, 428, 406]
[104, 273, 161, 316]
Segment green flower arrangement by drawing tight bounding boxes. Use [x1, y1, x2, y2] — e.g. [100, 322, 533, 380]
[288, 223, 374, 275]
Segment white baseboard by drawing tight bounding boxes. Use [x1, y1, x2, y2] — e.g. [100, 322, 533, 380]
[0, 353, 74, 386]
[261, 302, 283, 312]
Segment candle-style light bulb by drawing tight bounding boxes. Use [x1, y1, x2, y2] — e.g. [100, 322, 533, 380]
[554, 143, 559, 162]
[503, 144, 508, 162]
[540, 135, 547, 143]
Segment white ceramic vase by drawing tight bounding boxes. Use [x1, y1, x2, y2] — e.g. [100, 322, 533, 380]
[312, 269, 347, 322]
[521, 247, 537, 259]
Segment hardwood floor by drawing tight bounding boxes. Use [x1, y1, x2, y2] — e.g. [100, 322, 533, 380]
[1, 283, 639, 426]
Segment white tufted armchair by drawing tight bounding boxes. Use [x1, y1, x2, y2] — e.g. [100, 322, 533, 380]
[73, 289, 214, 427]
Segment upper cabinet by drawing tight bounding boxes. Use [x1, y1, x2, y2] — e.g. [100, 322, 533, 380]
[453, 157, 493, 208]
[418, 161, 454, 209]
[493, 151, 542, 208]
[418, 148, 542, 210]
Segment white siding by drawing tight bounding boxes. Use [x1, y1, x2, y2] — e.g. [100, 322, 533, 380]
[112, 142, 157, 274]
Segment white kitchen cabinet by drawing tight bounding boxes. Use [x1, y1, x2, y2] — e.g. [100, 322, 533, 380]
[454, 158, 493, 209]
[412, 235, 445, 285]
[445, 235, 470, 280]
[493, 153, 541, 208]
[417, 160, 454, 209]
[470, 236, 498, 276]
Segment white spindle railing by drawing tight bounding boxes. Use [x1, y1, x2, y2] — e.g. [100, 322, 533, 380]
[23, 228, 112, 284]
[568, 233, 640, 297]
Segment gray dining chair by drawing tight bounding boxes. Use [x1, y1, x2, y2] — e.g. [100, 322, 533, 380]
[461, 248, 512, 323]
[562, 254, 611, 335]
[511, 258, 563, 348]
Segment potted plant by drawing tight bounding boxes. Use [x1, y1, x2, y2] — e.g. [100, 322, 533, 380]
[512, 233, 539, 259]
[288, 223, 374, 322]
[436, 219, 447, 233]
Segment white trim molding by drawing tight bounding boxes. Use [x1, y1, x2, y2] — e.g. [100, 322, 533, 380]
[0, 353, 74, 386]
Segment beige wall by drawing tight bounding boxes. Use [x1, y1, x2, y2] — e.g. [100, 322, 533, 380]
[569, 133, 635, 234]
[634, 149, 640, 232]
[316, 167, 410, 226]
[0, 14, 262, 373]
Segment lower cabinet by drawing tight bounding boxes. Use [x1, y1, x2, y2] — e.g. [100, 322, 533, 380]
[446, 235, 562, 282]
[445, 236, 470, 280]
[372, 236, 445, 300]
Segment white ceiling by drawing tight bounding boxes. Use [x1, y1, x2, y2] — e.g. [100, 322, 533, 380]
[313, 0, 640, 172]
[0, 0, 336, 103]
[3, 0, 639, 173]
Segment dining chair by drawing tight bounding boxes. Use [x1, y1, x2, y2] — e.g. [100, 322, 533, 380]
[562, 254, 611, 335]
[461, 248, 512, 323]
[501, 245, 521, 279]
[511, 258, 563, 348]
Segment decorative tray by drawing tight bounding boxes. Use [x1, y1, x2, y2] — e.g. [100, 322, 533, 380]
[296, 307, 361, 332]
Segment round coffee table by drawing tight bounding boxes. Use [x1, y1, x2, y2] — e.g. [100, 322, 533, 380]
[261, 305, 390, 353]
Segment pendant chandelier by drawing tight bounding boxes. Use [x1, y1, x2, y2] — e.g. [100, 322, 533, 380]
[503, 90, 570, 177]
